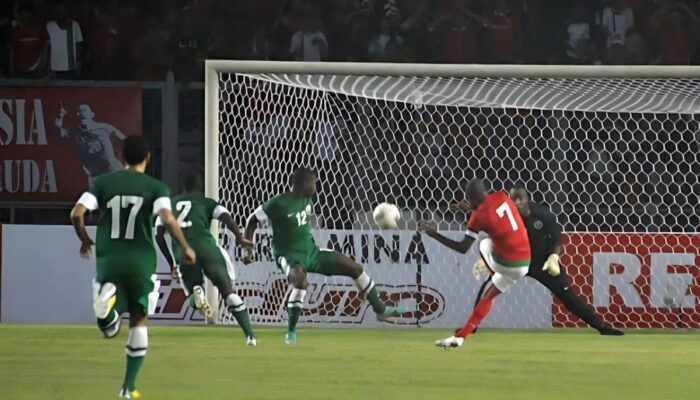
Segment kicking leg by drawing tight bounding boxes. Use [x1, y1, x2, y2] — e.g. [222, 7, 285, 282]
[328, 253, 403, 320]
[179, 262, 210, 317]
[437, 238, 527, 348]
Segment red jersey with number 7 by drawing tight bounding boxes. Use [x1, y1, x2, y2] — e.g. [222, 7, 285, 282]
[466, 192, 531, 266]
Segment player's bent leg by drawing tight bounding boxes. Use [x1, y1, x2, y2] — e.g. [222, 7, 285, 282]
[438, 246, 528, 347]
[93, 281, 117, 319]
[178, 260, 208, 313]
[325, 252, 404, 320]
[93, 280, 124, 339]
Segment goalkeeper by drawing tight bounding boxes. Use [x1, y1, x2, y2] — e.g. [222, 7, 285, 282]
[467, 184, 623, 336]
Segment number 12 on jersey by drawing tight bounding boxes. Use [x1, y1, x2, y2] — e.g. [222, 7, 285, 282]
[496, 202, 519, 231]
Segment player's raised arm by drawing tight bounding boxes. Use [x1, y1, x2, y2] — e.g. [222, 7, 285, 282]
[159, 208, 196, 265]
[419, 220, 475, 254]
[55, 101, 68, 138]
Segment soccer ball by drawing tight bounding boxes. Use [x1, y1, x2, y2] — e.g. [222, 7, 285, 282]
[373, 203, 401, 229]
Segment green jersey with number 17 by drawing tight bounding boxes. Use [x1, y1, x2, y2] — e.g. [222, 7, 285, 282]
[76, 170, 171, 277]
[255, 192, 315, 258]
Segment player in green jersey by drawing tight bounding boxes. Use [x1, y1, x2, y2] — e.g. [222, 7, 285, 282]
[244, 167, 403, 344]
[71, 136, 196, 399]
[155, 174, 257, 346]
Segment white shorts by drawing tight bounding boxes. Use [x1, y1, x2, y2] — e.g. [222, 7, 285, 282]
[479, 238, 529, 293]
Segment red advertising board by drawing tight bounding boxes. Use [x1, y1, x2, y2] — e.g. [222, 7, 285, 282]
[556, 233, 700, 328]
[0, 87, 142, 202]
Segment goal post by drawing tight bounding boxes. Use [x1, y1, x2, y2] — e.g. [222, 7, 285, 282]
[205, 60, 700, 329]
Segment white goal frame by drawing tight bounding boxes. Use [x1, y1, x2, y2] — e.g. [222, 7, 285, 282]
[204, 60, 700, 324]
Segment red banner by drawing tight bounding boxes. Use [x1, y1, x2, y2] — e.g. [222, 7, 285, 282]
[556, 233, 700, 328]
[0, 87, 142, 202]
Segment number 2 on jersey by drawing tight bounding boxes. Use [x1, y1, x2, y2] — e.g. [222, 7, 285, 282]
[106, 195, 144, 239]
[176, 201, 193, 228]
[496, 202, 519, 231]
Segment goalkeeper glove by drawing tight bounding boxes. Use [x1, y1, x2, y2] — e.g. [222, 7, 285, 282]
[473, 258, 488, 281]
[543, 254, 560, 276]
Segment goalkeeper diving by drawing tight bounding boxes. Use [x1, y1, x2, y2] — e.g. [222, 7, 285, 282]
[468, 184, 623, 336]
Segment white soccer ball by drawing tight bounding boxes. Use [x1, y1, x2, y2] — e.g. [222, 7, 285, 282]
[373, 202, 401, 229]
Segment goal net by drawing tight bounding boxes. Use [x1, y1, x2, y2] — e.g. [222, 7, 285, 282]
[206, 62, 700, 329]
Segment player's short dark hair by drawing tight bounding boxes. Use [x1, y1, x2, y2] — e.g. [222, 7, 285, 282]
[292, 167, 317, 188]
[183, 173, 203, 192]
[511, 183, 529, 194]
[122, 136, 149, 166]
[465, 178, 486, 201]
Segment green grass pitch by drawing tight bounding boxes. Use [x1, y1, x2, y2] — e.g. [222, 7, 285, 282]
[1, 324, 699, 400]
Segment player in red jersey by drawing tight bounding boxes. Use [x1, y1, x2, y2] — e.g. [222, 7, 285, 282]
[420, 179, 531, 348]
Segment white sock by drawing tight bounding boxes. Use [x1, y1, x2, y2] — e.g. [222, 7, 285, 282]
[126, 326, 148, 357]
[287, 288, 306, 309]
[354, 272, 375, 296]
[226, 293, 246, 313]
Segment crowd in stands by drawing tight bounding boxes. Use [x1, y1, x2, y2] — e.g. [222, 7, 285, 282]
[1, 0, 700, 82]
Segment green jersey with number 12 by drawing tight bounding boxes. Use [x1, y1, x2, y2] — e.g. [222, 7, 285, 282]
[256, 192, 315, 258]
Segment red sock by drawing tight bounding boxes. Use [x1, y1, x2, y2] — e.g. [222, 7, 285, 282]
[455, 285, 501, 338]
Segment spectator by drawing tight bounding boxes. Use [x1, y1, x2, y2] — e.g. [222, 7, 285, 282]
[85, 2, 120, 79]
[648, 1, 691, 64]
[480, 0, 518, 63]
[565, 4, 595, 63]
[251, 27, 272, 61]
[46, 2, 83, 79]
[131, 16, 170, 81]
[170, 8, 205, 82]
[290, 15, 328, 61]
[596, 0, 635, 62]
[433, 9, 479, 64]
[367, 18, 404, 60]
[9, 2, 48, 78]
[625, 28, 649, 64]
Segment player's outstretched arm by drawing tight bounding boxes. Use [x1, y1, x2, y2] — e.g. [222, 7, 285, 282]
[70, 203, 95, 259]
[159, 208, 196, 265]
[419, 221, 475, 254]
[218, 212, 252, 248]
[418, 221, 474, 254]
[55, 101, 68, 138]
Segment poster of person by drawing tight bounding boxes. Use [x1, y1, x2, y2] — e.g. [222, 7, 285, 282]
[0, 87, 142, 202]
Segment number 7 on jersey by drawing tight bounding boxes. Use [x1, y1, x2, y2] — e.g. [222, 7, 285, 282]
[496, 202, 519, 231]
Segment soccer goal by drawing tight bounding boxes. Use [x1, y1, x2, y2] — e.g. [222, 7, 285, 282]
[205, 61, 700, 329]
